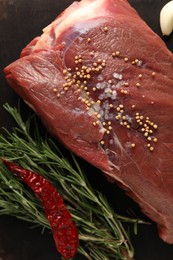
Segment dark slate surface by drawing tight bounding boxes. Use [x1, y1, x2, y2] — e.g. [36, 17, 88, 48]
[0, 1, 173, 259]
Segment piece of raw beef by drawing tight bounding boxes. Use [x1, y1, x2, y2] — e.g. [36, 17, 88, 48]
[4, 0, 173, 244]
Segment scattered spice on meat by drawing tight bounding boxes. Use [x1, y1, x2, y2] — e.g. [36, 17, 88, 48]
[54, 27, 158, 152]
[152, 71, 156, 77]
[104, 26, 109, 32]
[136, 82, 141, 87]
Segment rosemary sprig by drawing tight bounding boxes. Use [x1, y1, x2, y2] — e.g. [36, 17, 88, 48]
[0, 104, 142, 259]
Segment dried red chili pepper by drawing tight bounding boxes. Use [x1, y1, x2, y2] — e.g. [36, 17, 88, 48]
[2, 159, 79, 260]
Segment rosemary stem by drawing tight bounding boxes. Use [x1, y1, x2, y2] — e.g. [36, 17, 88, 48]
[0, 104, 142, 259]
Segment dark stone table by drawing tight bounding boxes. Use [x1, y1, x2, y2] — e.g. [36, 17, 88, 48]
[0, 1, 173, 259]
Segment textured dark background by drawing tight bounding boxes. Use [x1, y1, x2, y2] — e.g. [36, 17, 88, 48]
[0, 0, 173, 259]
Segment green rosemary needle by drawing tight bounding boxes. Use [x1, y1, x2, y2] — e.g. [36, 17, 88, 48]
[0, 104, 143, 259]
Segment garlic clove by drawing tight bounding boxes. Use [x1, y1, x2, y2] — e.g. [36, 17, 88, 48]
[160, 0, 173, 36]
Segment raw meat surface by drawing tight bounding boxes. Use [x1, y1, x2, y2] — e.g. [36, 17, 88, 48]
[4, 0, 173, 244]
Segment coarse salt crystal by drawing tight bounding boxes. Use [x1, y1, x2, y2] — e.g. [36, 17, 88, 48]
[113, 72, 123, 80]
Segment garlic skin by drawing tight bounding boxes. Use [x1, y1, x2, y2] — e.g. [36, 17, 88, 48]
[160, 0, 173, 36]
